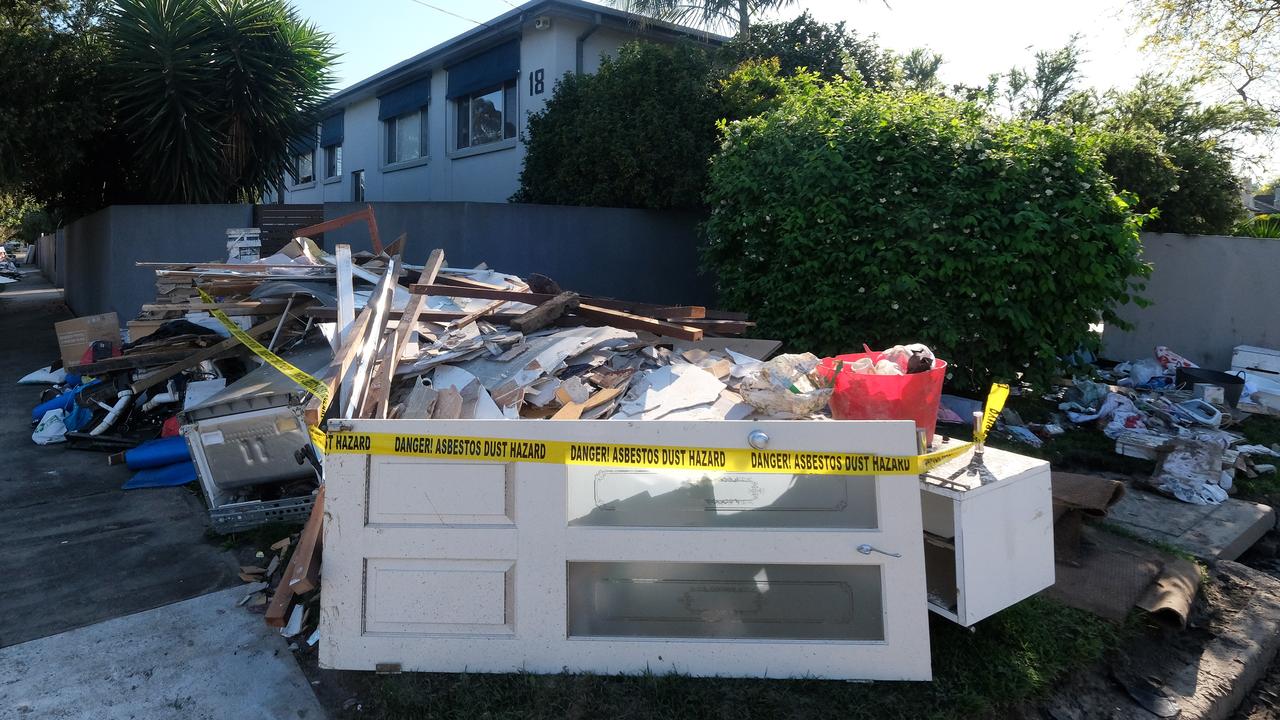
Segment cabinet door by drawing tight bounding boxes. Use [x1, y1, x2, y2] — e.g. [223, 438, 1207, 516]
[321, 419, 931, 680]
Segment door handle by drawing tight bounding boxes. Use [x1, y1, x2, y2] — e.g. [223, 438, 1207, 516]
[857, 543, 901, 558]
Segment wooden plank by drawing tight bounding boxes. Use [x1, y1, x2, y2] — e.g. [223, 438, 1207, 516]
[408, 283, 706, 319]
[574, 304, 703, 341]
[552, 386, 621, 419]
[362, 249, 445, 418]
[140, 301, 288, 313]
[129, 316, 283, 394]
[302, 307, 530, 324]
[302, 265, 397, 426]
[71, 348, 218, 375]
[509, 292, 579, 334]
[342, 257, 398, 418]
[293, 205, 383, 254]
[286, 487, 325, 595]
[382, 232, 406, 258]
[335, 244, 355, 348]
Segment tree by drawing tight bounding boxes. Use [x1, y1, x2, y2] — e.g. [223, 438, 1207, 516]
[0, 1, 111, 211]
[608, 0, 795, 38]
[720, 12, 897, 86]
[104, 0, 336, 203]
[703, 77, 1150, 390]
[1132, 0, 1280, 111]
[1099, 74, 1275, 233]
[1002, 36, 1083, 121]
[514, 42, 725, 209]
[899, 48, 944, 93]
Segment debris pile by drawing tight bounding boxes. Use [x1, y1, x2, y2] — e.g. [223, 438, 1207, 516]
[948, 343, 1280, 507]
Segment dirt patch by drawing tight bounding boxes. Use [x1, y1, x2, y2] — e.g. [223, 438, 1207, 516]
[1017, 565, 1256, 720]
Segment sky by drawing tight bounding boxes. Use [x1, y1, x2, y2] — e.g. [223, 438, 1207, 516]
[296, 0, 1155, 95]
[291, 0, 1273, 178]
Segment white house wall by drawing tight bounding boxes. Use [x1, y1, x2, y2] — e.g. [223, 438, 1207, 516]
[281, 16, 655, 205]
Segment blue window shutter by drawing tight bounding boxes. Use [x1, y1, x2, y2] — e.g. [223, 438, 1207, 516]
[288, 130, 315, 156]
[377, 76, 432, 121]
[319, 112, 345, 147]
[446, 39, 520, 99]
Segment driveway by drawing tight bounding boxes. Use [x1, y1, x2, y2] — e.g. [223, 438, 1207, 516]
[0, 268, 240, 648]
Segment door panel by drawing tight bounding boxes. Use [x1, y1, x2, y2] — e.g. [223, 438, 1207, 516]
[321, 419, 931, 680]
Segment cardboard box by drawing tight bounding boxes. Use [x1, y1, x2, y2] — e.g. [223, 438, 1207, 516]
[55, 312, 120, 368]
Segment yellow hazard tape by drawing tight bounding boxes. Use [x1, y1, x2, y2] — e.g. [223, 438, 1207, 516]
[324, 431, 975, 476]
[977, 383, 1010, 441]
[196, 288, 330, 450]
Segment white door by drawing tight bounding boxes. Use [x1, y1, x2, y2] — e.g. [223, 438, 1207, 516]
[320, 419, 932, 680]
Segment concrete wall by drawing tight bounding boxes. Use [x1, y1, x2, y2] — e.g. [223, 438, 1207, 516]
[61, 204, 253, 319]
[1103, 232, 1280, 369]
[34, 232, 61, 287]
[323, 201, 713, 306]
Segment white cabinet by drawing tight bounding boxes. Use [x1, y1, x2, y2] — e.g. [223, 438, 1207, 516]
[919, 446, 1055, 626]
[320, 419, 934, 681]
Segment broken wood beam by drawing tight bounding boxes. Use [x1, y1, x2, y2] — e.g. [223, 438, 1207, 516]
[574, 304, 703, 341]
[129, 316, 285, 394]
[509, 292, 579, 334]
[362, 248, 445, 418]
[301, 263, 397, 426]
[292, 205, 383, 254]
[286, 487, 325, 595]
[407, 283, 705, 319]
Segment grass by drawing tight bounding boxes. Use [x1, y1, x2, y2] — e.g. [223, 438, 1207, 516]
[355, 598, 1117, 720]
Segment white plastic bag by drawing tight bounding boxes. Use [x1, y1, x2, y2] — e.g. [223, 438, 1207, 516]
[18, 365, 67, 385]
[32, 409, 68, 445]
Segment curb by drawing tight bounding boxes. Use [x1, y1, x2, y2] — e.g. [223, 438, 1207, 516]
[1165, 560, 1280, 720]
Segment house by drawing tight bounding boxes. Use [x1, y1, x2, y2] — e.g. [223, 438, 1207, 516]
[274, 0, 723, 206]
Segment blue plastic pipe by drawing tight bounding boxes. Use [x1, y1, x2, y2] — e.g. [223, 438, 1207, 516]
[124, 435, 191, 470]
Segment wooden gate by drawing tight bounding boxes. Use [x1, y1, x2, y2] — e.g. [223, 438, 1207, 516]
[253, 204, 324, 255]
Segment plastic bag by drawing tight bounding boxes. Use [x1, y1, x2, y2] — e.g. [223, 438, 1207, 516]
[32, 409, 68, 445]
[739, 353, 833, 419]
[17, 365, 67, 385]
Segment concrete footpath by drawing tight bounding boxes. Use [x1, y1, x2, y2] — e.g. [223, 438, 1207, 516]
[0, 269, 241, 648]
[0, 584, 325, 719]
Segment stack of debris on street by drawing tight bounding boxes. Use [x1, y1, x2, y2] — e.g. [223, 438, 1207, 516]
[19, 210, 958, 638]
[944, 343, 1280, 508]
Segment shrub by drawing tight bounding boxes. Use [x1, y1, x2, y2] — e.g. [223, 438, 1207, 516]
[513, 42, 723, 209]
[703, 80, 1150, 390]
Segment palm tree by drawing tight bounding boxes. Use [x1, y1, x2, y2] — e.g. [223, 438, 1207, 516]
[610, 0, 796, 39]
[104, 0, 336, 203]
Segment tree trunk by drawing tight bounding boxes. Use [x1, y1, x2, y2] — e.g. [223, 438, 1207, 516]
[737, 0, 749, 38]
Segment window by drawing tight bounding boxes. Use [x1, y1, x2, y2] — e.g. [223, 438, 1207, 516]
[324, 145, 342, 179]
[352, 170, 365, 202]
[294, 150, 314, 185]
[455, 81, 517, 150]
[385, 110, 425, 165]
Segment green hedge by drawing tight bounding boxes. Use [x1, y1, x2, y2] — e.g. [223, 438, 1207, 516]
[703, 79, 1150, 390]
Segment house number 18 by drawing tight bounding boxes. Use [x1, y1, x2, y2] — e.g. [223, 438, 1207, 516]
[529, 68, 545, 96]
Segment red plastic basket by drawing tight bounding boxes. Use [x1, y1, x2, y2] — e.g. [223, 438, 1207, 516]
[818, 352, 947, 445]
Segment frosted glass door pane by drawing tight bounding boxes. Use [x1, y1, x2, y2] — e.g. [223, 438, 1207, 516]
[567, 562, 884, 641]
[568, 470, 877, 528]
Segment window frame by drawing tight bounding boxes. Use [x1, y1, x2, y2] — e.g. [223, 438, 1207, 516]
[351, 169, 365, 202]
[293, 149, 315, 187]
[383, 107, 428, 170]
[453, 79, 518, 154]
[323, 144, 342, 181]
